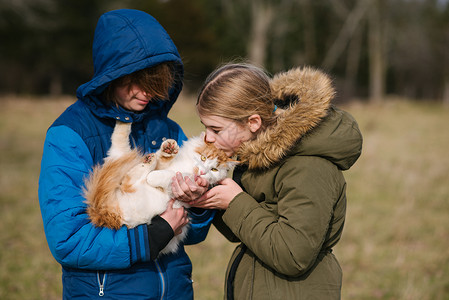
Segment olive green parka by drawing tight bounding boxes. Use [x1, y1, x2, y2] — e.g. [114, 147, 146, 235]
[213, 67, 363, 300]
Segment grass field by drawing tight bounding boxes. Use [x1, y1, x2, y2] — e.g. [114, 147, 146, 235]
[0, 94, 448, 299]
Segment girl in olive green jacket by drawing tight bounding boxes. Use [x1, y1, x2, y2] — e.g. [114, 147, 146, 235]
[176, 63, 362, 299]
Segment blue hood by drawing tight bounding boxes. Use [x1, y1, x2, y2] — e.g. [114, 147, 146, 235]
[76, 9, 183, 120]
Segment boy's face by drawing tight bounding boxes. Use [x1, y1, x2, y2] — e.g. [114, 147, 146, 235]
[114, 83, 151, 112]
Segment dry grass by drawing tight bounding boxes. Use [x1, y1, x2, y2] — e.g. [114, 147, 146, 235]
[0, 94, 448, 299]
[335, 99, 449, 300]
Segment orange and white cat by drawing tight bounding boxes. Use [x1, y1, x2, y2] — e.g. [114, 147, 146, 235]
[83, 121, 237, 255]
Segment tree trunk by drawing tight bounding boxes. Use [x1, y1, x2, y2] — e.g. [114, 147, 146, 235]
[344, 25, 364, 99]
[247, 0, 273, 66]
[322, 0, 370, 70]
[368, 0, 386, 104]
[271, 0, 295, 72]
[443, 79, 449, 107]
[300, 0, 316, 65]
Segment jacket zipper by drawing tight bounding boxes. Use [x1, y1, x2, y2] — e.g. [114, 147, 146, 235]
[227, 244, 247, 300]
[155, 259, 166, 300]
[97, 271, 107, 297]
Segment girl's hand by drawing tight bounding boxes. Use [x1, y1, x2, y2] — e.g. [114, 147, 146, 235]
[171, 172, 209, 202]
[188, 178, 243, 210]
[160, 199, 189, 235]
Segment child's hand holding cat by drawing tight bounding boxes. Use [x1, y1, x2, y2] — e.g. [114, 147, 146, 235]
[160, 199, 189, 236]
[188, 178, 243, 210]
[171, 172, 209, 202]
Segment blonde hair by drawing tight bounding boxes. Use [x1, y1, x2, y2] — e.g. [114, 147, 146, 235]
[196, 63, 277, 130]
[103, 62, 176, 105]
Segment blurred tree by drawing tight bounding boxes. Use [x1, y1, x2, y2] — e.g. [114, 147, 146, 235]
[123, 0, 220, 91]
[247, 0, 274, 66]
[217, 0, 300, 70]
[322, 0, 370, 71]
[440, 3, 449, 106]
[329, 0, 366, 98]
[1, 0, 448, 103]
[388, 0, 446, 100]
[40, 0, 109, 95]
[298, 0, 316, 67]
[0, 0, 109, 95]
[426, 0, 449, 104]
[0, 2, 29, 94]
[368, 0, 387, 103]
[323, 0, 372, 100]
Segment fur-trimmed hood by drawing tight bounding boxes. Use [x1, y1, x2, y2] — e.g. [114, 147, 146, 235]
[237, 66, 362, 171]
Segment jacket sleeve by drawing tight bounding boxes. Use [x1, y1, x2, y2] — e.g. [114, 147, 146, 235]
[222, 156, 342, 277]
[184, 209, 215, 245]
[39, 126, 154, 269]
[212, 211, 240, 243]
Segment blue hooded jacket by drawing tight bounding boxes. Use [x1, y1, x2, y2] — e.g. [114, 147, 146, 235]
[38, 9, 214, 299]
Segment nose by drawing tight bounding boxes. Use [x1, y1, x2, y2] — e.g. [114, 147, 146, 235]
[205, 130, 215, 143]
[142, 90, 152, 99]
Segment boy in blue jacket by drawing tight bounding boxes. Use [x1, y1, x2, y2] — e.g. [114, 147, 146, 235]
[38, 9, 213, 299]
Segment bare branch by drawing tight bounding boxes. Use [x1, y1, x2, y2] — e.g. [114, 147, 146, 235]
[322, 0, 372, 70]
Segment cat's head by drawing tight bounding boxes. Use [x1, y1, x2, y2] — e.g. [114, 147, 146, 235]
[193, 133, 239, 185]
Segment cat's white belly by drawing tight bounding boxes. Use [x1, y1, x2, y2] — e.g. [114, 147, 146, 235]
[116, 183, 188, 257]
[118, 185, 169, 228]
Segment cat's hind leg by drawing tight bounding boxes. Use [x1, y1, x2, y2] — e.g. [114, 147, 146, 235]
[143, 152, 157, 169]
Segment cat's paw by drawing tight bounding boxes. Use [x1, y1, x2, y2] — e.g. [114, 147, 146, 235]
[143, 153, 155, 164]
[160, 139, 179, 157]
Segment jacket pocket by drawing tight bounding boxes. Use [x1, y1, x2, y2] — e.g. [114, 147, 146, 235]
[62, 268, 105, 299]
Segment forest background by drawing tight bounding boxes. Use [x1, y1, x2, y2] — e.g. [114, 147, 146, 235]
[1, 0, 449, 103]
[1, 0, 449, 299]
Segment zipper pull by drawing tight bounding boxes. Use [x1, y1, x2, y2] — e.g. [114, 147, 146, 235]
[97, 271, 106, 297]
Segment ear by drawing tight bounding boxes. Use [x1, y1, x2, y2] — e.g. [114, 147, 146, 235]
[247, 114, 262, 133]
[200, 131, 207, 143]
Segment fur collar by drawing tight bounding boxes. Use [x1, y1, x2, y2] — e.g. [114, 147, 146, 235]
[237, 66, 335, 170]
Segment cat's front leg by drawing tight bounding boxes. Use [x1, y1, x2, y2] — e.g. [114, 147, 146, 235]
[155, 139, 179, 169]
[146, 170, 177, 193]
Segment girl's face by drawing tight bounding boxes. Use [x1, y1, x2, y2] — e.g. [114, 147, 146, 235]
[114, 83, 152, 112]
[200, 114, 260, 157]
